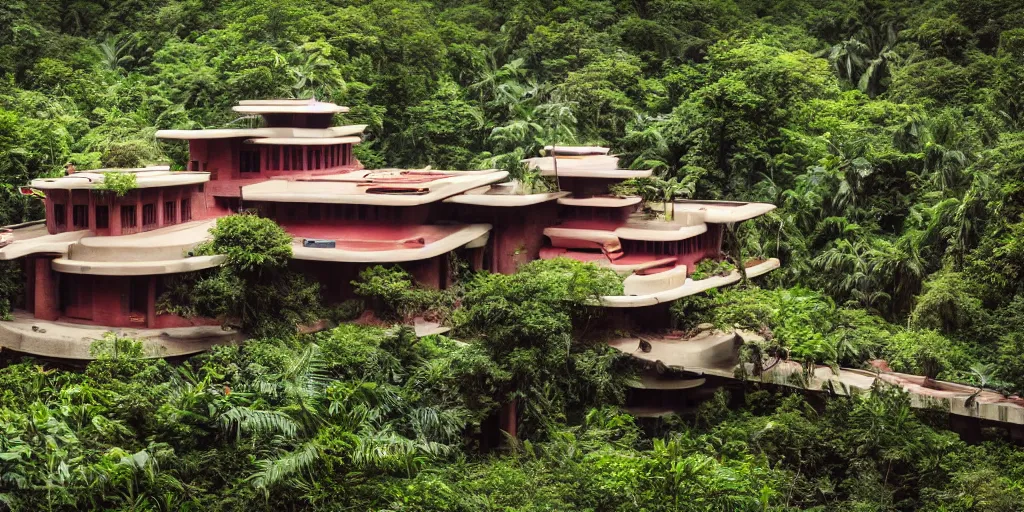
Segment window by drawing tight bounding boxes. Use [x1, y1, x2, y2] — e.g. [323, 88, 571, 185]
[308, 148, 323, 170]
[53, 204, 66, 229]
[95, 206, 109, 229]
[164, 201, 176, 224]
[180, 198, 192, 222]
[191, 160, 200, 171]
[307, 204, 321, 221]
[121, 205, 137, 230]
[292, 148, 303, 170]
[142, 203, 156, 227]
[283, 146, 291, 170]
[72, 204, 89, 229]
[270, 146, 280, 170]
[240, 149, 261, 173]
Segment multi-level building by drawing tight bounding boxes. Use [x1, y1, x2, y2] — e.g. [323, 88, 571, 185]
[0, 98, 778, 359]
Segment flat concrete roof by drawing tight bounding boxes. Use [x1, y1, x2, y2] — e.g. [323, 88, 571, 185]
[30, 166, 209, 191]
[523, 155, 654, 179]
[233, 99, 349, 114]
[599, 258, 780, 307]
[0, 310, 240, 360]
[242, 169, 509, 206]
[289, 223, 491, 263]
[0, 222, 87, 260]
[245, 136, 362, 146]
[557, 196, 642, 208]
[546, 217, 708, 243]
[443, 184, 570, 207]
[610, 329, 1024, 425]
[670, 200, 777, 223]
[44, 220, 224, 275]
[542, 145, 611, 156]
[155, 124, 367, 140]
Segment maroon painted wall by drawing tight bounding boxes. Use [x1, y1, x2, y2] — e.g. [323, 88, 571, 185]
[44, 184, 211, 235]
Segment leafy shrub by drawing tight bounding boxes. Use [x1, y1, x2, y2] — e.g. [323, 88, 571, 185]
[159, 214, 321, 336]
[96, 171, 137, 196]
[351, 265, 452, 322]
[690, 258, 737, 280]
[201, 213, 293, 273]
[673, 286, 892, 367]
[910, 269, 986, 333]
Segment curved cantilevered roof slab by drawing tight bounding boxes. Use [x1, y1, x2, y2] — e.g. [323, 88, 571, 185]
[288, 223, 491, 263]
[155, 124, 367, 140]
[242, 170, 509, 206]
[557, 196, 641, 208]
[245, 136, 362, 146]
[523, 154, 654, 179]
[232, 99, 349, 114]
[52, 220, 225, 276]
[30, 166, 209, 191]
[670, 200, 777, 223]
[0, 310, 241, 360]
[625, 375, 707, 390]
[609, 330, 742, 369]
[542, 145, 611, 156]
[599, 258, 780, 307]
[443, 184, 570, 207]
[546, 217, 708, 244]
[0, 222, 88, 260]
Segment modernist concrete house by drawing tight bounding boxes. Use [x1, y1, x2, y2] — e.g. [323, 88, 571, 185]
[0, 98, 779, 359]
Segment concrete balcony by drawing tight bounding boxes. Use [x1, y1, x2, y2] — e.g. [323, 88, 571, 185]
[599, 258, 781, 307]
[0, 310, 241, 360]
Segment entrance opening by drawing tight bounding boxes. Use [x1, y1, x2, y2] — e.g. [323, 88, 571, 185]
[128, 277, 148, 325]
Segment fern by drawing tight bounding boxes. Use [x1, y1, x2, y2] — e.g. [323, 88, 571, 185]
[220, 407, 301, 441]
[249, 442, 320, 491]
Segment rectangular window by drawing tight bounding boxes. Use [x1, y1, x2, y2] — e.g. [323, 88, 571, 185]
[121, 205, 137, 230]
[181, 198, 192, 222]
[53, 204, 67, 229]
[142, 203, 156, 227]
[164, 201, 176, 224]
[293, 148, 303, 170]
[307, 204, 321, 221]
[283, 146, 291, 170]
[240, 149, 261, 173]
[271, 146, 280, 170]
[95, 205, 109, 229]
[191, 160, 200, 171]
[72, 204, 89, 229]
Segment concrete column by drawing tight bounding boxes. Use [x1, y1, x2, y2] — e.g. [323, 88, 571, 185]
[24, 257, 35, 313]
[135, 192, 143, 230]
[65, 190, 73, 231]
[110, 199, 122, 236]
[471, 247, 486, 272]
[87, 192, 96, 231]
[156, 189, 164, 227]
[146, 276, 157, 328]
[34, 256, 58, 321]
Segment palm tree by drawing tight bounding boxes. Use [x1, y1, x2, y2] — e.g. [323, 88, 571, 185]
[535, 100, 578, 191]
[644, 177, 695, 221]
[98, 34, 136, 74]
[288, 44, 346, 100]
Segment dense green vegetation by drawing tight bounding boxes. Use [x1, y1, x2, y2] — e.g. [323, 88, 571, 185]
[5, 0, 1024, 509]
[4, 321, 1024, 510]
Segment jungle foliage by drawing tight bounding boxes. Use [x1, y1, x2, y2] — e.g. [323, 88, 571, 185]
[5, 0, 1024, 509]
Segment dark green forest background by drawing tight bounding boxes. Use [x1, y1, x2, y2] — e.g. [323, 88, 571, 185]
[3, 0, 1024, 510]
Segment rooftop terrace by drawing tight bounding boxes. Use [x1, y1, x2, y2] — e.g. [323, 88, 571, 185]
[241, 169, 508, 206]
[29, 166, 209, 190]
